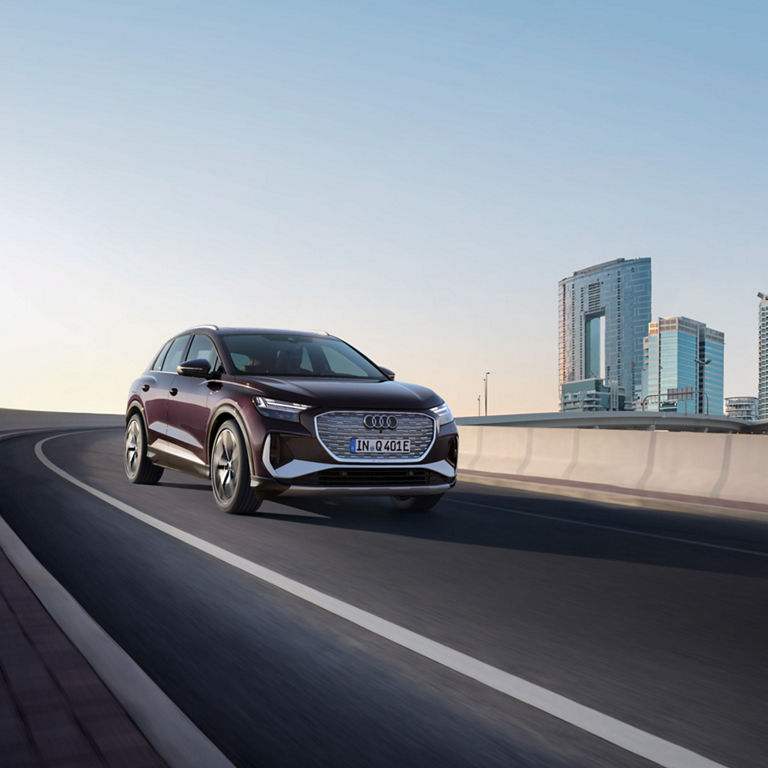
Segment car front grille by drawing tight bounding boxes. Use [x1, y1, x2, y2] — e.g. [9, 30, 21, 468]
[315, 411, 435, 462]
[300, 468, 445, 487]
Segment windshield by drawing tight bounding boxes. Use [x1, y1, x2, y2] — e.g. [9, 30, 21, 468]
[221, 333, 386, 379]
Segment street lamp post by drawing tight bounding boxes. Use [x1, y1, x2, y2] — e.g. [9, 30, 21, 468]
[477, 394, 481, 417]
[483, 372, 490, 417]
[641, 393, 665, 411]
[694, 357, 711, 415]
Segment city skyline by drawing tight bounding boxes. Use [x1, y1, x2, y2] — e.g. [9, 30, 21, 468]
[556, 254, 733, 416]
[1, 3, 766, 416]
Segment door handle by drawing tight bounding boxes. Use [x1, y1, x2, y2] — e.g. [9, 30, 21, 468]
[142, 384, 150, 392]
[169, 387, 178, 396]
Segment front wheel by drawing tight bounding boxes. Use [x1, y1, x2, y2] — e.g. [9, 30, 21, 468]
[392, 494, 443, 512]
[124, 414, 164, 484]
[211, 420, 263, 515]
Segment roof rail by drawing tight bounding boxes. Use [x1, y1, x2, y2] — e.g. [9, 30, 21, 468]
[179, 324, 219, 334]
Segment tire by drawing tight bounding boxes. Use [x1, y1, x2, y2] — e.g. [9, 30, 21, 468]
[124, 414, 164, 485]
[210, 420, 263, 515]
[391, 494, 443, 512]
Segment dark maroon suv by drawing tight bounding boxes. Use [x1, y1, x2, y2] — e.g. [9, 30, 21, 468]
[125, 326, 458, 514]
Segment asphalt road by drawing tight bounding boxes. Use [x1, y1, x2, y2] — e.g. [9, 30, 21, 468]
[1, 427, 767, 767]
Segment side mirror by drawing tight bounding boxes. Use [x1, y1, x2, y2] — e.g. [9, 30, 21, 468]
[178, 358, 212, 378]
[379, 366, 396, 381]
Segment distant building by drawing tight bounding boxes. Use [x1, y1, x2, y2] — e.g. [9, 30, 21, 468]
[560, 378, 625, 412]
[725, 396, 758, 421]
[558, 258, 651, 411]
[642, 317, 724, 415]
[759, 293, 768, 419]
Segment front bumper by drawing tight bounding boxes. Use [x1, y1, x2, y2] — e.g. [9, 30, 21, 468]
[251, 456, 456, 496]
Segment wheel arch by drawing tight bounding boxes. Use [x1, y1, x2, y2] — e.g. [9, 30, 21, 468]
[207, 406, 256, 478]
[126, 400, 146, 426]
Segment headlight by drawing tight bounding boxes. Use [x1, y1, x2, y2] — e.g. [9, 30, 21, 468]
[430, 402, 454, 426]
[253, 397, 310, 422]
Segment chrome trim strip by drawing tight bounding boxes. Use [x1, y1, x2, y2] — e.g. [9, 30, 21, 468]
[313, 410, 437, 463]
[262, 434, 276, 476]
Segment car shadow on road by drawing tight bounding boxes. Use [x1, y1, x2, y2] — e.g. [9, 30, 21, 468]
[157, 481, 211, 491]
[256, 483, 768, 579]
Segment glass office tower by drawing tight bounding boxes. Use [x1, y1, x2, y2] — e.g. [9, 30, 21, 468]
[759, 293, 768, 419]
[642, 317, 724, 415]
[558, 258, 651, 410]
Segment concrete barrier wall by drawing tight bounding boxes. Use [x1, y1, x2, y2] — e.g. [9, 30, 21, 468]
[457, 426, 768, 507]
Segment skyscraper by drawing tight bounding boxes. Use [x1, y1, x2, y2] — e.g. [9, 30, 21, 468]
[759, 293, 768, 419]
[642, 317, 724, 415]
[558, 258, 651, 411]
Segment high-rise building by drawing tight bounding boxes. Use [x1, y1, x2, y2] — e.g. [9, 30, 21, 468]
[725, 396, 758, 421]
[558, 258, 651, 411]
[759, 293, 768, 419]
[642, 317, 724, 415]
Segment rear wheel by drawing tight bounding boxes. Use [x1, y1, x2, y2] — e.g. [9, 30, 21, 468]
[124, 414, 164, 484]
[392, 494, 443, 512]
[211, 420, 263, 515]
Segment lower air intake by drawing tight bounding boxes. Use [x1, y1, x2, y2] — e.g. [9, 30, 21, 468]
[300, 468, 445, 487]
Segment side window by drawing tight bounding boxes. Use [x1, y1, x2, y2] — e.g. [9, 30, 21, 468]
[187, 334, 219, 368]
[151, 340, 173, 371]
[161, 335, 191, 373]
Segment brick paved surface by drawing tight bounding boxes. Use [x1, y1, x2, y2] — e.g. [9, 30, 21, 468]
[0, 548, 166, 768]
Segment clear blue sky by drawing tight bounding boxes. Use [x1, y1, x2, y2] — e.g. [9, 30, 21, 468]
[1, 1, 766, 415]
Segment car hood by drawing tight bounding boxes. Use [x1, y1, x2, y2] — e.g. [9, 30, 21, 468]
[227, 376, 444, 410]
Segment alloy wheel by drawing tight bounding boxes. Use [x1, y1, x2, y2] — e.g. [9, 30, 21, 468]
[212, 427, 240, 503]
[125, 418, 141, 478]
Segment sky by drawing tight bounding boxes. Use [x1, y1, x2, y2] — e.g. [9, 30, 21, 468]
[1, 1, 766, 416]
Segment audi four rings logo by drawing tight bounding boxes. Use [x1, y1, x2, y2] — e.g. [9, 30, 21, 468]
[363, 414, 398, 430]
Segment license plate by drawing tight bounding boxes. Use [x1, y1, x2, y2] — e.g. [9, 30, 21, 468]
[350, 437, 411, 453]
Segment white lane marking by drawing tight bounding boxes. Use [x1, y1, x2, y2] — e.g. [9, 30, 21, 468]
[35, 433, 728, 768]
[448, 497, 768, 558]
